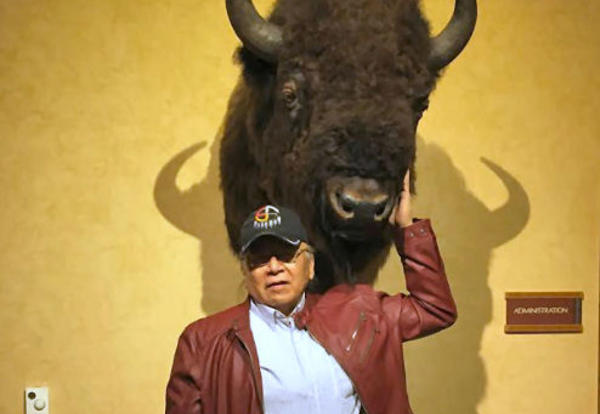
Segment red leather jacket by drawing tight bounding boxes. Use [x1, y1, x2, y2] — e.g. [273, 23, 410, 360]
[166, 219, 456, 414]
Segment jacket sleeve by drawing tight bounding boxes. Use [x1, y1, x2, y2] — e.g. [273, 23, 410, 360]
[165, 325, 203, 414]
[381, 219, 457, 341]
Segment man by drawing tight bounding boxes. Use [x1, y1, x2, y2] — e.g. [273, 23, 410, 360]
[166, 172, 457, 414]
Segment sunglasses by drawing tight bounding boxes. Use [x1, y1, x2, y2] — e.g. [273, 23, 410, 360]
[244, 240, 312, 270]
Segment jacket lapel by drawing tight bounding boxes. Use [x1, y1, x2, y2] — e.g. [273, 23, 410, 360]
[231, 298, 264, 410]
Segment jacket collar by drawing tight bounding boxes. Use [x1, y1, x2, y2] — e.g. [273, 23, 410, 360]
[250, 294, 306, 329]
[293, 291, 321, 329]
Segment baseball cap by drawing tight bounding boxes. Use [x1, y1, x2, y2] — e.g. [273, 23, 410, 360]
[239, 205, 309, 253]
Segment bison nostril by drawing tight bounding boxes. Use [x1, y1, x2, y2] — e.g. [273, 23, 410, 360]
[373, 197, 391, 220]
[329, 189, 355, 219]
[340, 194, 355, 214]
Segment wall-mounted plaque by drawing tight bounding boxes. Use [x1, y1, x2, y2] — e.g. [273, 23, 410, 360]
[505, 292, 583, 334]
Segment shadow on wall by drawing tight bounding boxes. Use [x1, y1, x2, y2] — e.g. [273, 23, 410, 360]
[153, 134, 530, 413]
[381, 136, 530, 414]
[154, 132, 244, 315]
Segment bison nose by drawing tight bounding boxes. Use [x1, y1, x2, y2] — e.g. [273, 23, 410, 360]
[326, 177, 393, 222]
[336, 191, 390, 220]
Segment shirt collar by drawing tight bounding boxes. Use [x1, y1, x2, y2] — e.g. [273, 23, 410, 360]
[250, 294, 306, 328]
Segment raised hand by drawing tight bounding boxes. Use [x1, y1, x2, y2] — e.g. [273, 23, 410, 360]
[388, 170, 412, 228]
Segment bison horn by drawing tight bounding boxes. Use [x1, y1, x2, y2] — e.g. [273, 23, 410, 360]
[429, 0, 477, 70]
[225, 0, 282, 63]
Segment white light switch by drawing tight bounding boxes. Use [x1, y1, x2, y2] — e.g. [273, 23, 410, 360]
[25, 387, 49, 414]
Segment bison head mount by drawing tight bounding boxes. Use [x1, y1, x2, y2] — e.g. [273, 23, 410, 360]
[219, 0, 477, 289]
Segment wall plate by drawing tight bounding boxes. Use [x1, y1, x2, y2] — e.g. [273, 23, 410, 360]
[25, 387, 49, 414]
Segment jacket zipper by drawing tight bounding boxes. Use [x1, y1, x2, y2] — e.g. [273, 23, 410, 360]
[234, 332, 265, 414]
[359, 326, 377, 364]
[346, 311, 366, 352]
[306, 325, 370, 414]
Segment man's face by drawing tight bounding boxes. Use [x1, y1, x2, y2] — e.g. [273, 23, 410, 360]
[243, 236, 314, 315]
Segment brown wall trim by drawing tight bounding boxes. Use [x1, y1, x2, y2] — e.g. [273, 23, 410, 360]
[504, 324, 583, 334]
[505, 292, 584, 299]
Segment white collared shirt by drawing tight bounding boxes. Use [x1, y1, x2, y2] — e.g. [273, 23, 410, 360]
[249, 295, 361, 414]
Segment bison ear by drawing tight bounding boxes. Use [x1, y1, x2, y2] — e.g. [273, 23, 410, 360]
[234, 46, 277, 86]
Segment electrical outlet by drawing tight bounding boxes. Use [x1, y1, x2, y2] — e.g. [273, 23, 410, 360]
[25, 387, 49, 414]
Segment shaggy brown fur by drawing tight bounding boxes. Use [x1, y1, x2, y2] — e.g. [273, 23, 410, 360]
[220, 0, 440, 288]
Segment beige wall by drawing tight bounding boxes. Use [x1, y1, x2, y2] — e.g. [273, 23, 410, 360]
[0, 0, 598, 413]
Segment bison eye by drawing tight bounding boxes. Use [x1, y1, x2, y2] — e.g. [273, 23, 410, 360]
[283, 90, 297, 107]
[281, 80, 303, 120]
[282, 83, 298, 108]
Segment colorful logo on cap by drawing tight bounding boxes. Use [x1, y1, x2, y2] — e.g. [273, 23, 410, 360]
[254, 205, 282, 229]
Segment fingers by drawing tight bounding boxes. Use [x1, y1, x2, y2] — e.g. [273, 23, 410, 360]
[389, 169, 412, 227]
[399, 169, 411, 206]
[398, 169, 412, 227]
[403, 169, 410, 193]
[388, 198, 398, 225]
